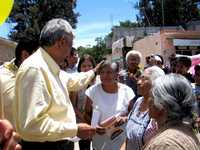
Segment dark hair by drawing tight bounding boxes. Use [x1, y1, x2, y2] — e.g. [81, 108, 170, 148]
[98, 60, 119, 73]
[98, 60, 110, 72]
[194, 64, 200, 73]
[176, 56, 192, 68]
[154, 54, 164, 65]
[70, 47, 77, 56]
[77, 54, 96, 72]
[15, 38, 38, 61]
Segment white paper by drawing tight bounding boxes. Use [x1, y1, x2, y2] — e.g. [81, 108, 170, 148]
[91, 109, 101, 127]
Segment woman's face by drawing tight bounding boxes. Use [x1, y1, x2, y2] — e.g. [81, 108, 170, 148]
[137, 71, 152, 96]
[148, 95, 165, 120]
[175, 63, 188, 75]
[99, 65, 116, 85]
[80, 59, 94, 72]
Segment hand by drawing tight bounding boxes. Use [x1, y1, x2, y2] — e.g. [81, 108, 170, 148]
[96, 126, 106, 135]
[77, 123, 96, 140]
[0, 119, 21, 150]
[3, 132, 21, 150]
[0, 119, 13, 143]
[128, 73, 137, 81]
[93, 60, 105, 75]
[114, 116, 128, 127]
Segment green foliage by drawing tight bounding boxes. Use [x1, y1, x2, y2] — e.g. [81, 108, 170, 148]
[136, 0, 200, 26]
[77, 37, 111, 63]
[8, 0, 79, 41]
[118, 20, 142, 27]
[105, 20, 141, 42]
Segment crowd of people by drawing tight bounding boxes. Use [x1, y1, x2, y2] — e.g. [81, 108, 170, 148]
[0, 18, 200, 150]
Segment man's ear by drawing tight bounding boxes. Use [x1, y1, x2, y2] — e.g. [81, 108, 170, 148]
[57, 37, 66, 49]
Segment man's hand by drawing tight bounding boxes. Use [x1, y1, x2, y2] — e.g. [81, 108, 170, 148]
[93, 60, 105, 75]
[77, 123, 96, 140]
[0, 119, 21, 150]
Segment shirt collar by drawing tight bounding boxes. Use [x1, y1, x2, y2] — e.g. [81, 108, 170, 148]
[3, 58, 18, 74]
[39, 47, 60, 75]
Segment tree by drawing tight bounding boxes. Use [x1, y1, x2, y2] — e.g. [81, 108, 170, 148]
[8, 0, 79, 41]
[136, 0, 200, 26]
[105, 20, 141, 40]
[118, 20, 141, 28]
[77, 37, 112, 63]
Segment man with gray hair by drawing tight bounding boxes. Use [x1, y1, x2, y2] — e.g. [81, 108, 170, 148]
[119, 50, 142, 103]
[13, 18, 99, 150]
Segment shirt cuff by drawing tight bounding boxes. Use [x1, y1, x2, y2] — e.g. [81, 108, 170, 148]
[63, 123, 78, 137]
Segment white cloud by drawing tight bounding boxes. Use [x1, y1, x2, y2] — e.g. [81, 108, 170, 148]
[74, 38, 96, 48]
[73, 21, 112, 48]
[75, 21, 111, 34]
[74, 32, 109, 48]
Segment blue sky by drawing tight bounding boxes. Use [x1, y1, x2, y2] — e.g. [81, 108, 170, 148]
[0, 0, 138, 47]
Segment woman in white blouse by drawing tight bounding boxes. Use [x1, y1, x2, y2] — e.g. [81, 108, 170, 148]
[84, 60, 135, 150]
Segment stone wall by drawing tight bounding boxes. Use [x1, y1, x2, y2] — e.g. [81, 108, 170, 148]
[0, 38, 16, 65]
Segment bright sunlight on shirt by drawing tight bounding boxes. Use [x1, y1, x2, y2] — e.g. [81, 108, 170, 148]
[14, 48, 95, 142]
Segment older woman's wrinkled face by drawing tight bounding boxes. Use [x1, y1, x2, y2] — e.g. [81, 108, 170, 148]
[137, 71, 152, 96]
[99, 65, 117, 85]
[148, 98, 164, 120]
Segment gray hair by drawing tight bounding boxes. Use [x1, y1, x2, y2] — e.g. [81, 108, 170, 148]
[99, 60, 118, 73]
[144, 66, 165, 82]
[152, 73, 197, 120]
[39, 18, 74, 48]
[125, 50, 142, 62]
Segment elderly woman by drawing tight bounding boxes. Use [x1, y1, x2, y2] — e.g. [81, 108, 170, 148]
[126, 66, 165, 150]
[84, 60, 135, 150]
[144, 74, 200, 150]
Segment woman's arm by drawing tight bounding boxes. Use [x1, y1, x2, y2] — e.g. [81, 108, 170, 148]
[83, 97, 93, 124]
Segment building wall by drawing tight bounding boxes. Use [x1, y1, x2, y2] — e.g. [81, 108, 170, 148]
[133, 29, 200, 67]
[187, 21, 200, 31]
[133, 33, 161, 67]
[0, 38, 16, 65]
[161, 30, 200, 65]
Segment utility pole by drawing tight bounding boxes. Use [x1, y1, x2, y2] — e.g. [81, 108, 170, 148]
[161, 0, 165, 26]
[140, 7, 151, 26]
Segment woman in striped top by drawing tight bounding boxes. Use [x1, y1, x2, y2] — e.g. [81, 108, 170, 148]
[125, 66, 165, 150]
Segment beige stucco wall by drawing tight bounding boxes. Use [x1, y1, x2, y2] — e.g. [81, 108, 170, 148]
[160, 30, 200, 65]
[133, 30, 200, 67]
[133, 33, 162, 67]
[0, 38, 16, 64]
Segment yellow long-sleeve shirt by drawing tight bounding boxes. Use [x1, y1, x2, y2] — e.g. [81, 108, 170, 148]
[14, 48, 95, 142]
[0, 59, 18, 125]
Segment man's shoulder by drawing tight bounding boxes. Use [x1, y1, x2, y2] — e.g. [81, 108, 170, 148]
[0, 63, 16, 79]
[19, 50, 44, 70]
[87, 83, 101, 92]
